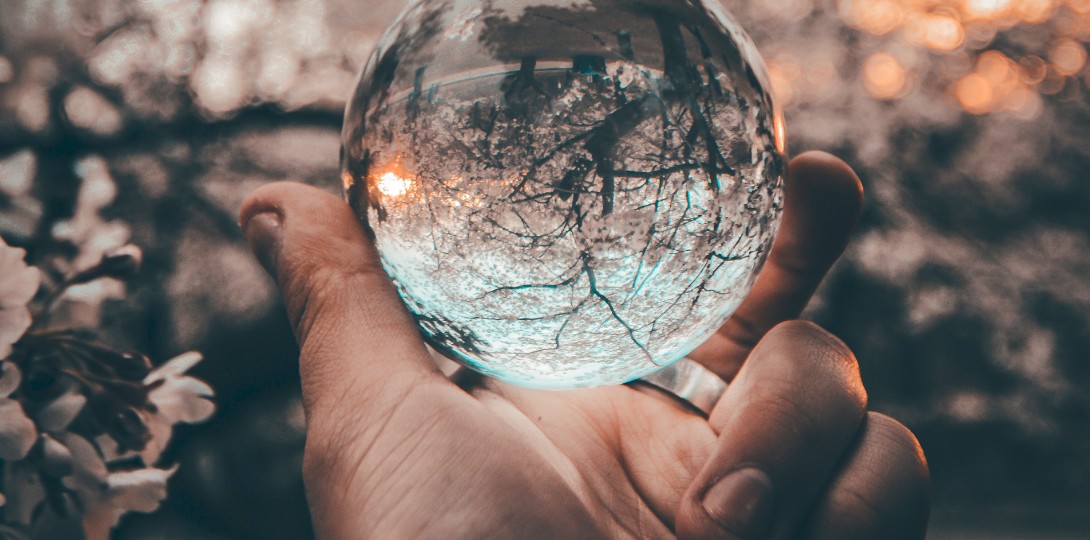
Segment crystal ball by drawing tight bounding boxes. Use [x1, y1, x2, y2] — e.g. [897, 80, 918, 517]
[341, 0, 786, 388]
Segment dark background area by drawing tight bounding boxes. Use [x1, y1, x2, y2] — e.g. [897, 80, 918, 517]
[1, 0, 1089, 538]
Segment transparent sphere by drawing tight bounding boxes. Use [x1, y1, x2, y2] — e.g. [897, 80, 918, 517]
[341, 0, 786, 388]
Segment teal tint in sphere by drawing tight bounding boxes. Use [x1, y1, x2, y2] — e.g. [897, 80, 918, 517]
[341, 0, 786, 388]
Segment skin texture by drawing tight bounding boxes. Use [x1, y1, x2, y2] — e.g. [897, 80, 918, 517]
[239, 152, 931, 540]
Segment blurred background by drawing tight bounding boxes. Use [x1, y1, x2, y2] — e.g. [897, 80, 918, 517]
[1, 0, 1088, 538]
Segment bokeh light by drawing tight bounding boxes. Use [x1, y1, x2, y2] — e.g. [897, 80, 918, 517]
[833, 0, 1090, 117]
[1051, 37, 1088, 74]
[864, 51, 912, 99]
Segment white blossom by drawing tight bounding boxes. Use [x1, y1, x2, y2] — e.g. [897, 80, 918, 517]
[140, 351, 215, 463]
[0, 362, 36, 461]
[60, 433, 177, 540]
[80, 466, 178, 540]
[35, 392, 87, 433]
[0, 236, 40, 359]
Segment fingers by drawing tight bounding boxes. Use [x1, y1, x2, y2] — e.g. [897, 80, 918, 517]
[690, 152, 864, 379]
[800, 413, 931, 540]
[676, 321, 868, 540]
[239, 182, 448, 422]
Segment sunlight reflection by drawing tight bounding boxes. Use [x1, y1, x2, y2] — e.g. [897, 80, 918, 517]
[378, 172, 413, 198]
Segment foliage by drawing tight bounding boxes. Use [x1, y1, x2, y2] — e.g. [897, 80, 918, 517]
[0, 238, 214, 539]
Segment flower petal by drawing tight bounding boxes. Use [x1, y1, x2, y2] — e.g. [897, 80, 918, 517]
[37, 392, 87, 432]
[95, 433, 136, 463]
[0, 238, 40, 308]
[149, 382, 216, 424]
[40, 433, 74, 477]
[0, 398, 37, 460]
[0, 362, 21, 397]
[0, 306, 32, 357]
[143, 351, 203, 384]
[80, 466, 178, 540]
[81, 505, 122, 540]
[172, 376, 215, 397]
[138, 413, 173, 466]
[61, 433, 108, 493]
[105, 466, 178, 513]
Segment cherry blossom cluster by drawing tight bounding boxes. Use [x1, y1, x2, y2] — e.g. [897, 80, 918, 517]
[0, 237, 214, 540]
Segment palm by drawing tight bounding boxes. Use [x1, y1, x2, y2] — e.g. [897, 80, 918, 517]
[468, 379, 716, 537]
[324, 372, 716, 539]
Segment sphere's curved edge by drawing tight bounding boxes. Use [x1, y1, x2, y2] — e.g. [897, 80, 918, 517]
[342, 0, 786, 388]
[428, 337, 691, 390]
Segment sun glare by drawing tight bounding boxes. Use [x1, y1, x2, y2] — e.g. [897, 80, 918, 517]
[377, 171, 412, 197]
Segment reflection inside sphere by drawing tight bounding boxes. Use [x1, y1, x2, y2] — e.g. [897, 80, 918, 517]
[341, 0, 786, 388]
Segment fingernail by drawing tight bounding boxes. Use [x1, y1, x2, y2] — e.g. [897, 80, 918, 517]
[243, 212, 283, 274]
[702, 467, 776, 539]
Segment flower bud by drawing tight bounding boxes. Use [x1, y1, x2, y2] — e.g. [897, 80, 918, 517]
[67, 244, 144, 285]
[102, 350, 153, 381]
[99, 244, 143, 277]
[90, 395, 151, 453]
[110, 408, 151, 453]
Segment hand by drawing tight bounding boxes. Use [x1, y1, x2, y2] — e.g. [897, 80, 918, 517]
[239, 152, 930, 540]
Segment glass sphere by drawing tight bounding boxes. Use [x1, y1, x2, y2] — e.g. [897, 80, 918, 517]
[341, 0, 786, 388]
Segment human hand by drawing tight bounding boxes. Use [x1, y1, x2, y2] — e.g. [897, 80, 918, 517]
[239, 151, 930, 539]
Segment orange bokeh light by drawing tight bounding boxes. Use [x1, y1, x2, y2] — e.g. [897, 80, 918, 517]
[921, 13, 967, 50]
[864, 52, 910, 99]
[767, 54, 802, 106]
[1019, 55, 1049, 83]
[978, 50, 1017, 84]
[828, 0, 1084, 114]
[1050, 38, 1088, 75]
[961, 0, 1015, 21]
[848, 0, 906, 35]
[1018, 0, 1057, 23]
[956, 73, 995, 113]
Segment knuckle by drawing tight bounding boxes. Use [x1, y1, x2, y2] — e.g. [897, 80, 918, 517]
[762, 320, 867, 412]
[866, 412, 931, 486]
[771, 320, 855, 361]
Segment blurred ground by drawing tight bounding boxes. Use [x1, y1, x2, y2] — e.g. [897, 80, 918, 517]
[1, 0, 1089, 538]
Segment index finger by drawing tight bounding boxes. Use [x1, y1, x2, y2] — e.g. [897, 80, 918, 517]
[689, 151, 864, 380]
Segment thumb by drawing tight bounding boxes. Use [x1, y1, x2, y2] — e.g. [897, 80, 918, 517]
[239, 181, 448, 422]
